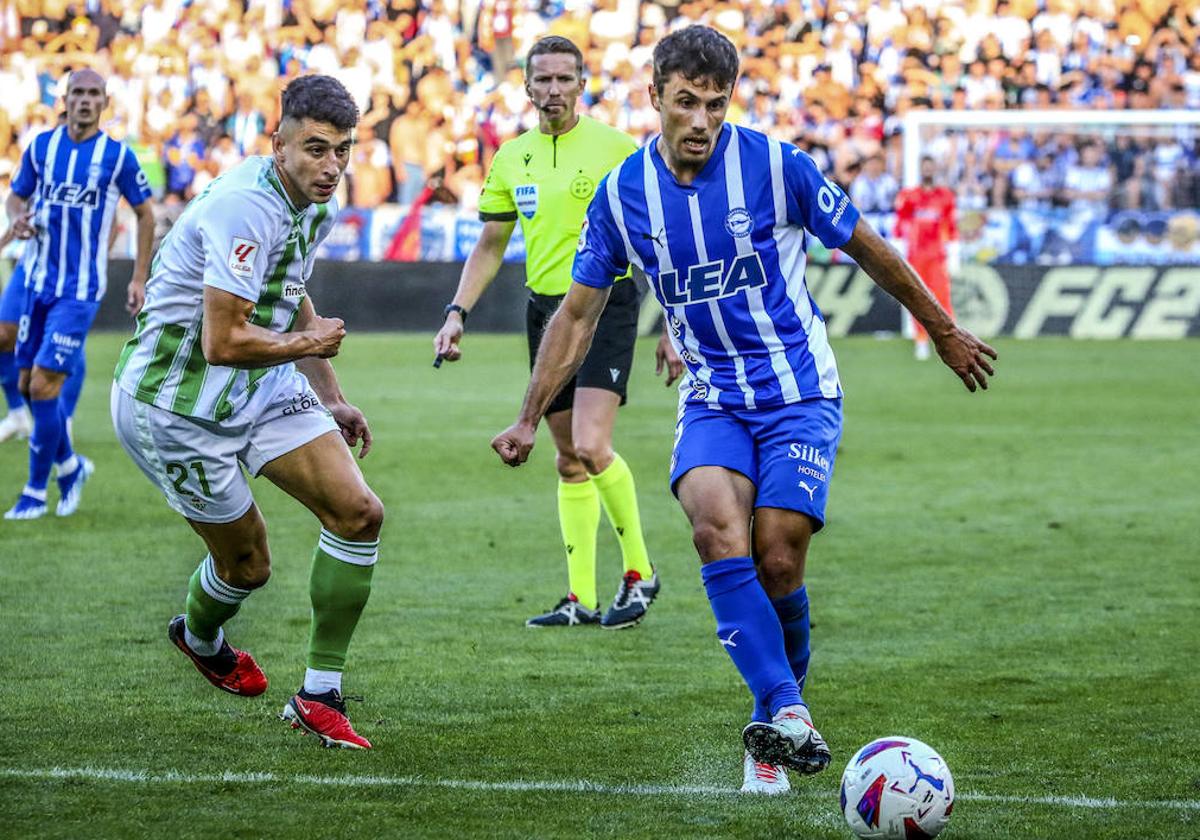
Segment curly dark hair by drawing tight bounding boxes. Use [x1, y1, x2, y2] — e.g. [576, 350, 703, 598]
[280, 74, 359, 130]
[526, 35, 584, 78]
[652, 25, 739, 96]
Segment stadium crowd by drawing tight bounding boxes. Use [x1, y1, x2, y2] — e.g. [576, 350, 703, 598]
[1, 0, 1198, 217]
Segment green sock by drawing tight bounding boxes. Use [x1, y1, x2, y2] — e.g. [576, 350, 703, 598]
[185, 554, 250, 641]
[307, 529, 378, 672]
[592, 452, 653, 580]
[558, 478, 600, 609]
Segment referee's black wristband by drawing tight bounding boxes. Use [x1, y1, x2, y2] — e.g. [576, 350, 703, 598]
[444, 303, 468, 324]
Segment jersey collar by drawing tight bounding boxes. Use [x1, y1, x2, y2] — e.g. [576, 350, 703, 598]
[536, 114, 585, 143]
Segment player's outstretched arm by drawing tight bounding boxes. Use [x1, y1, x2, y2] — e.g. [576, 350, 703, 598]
[492, 282, 610, 466]
[126, 200, 156, 315]
[433, 219, 516, 364]
[293, 297, 372, 458]
[840, 217, 997, 392]
[201, 286, 345, 369]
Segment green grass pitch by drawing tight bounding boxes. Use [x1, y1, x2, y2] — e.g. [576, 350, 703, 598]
[1, 333, 1197, 839]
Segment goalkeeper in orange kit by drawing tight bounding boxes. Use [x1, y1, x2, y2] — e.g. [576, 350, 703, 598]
[894, 156, 959, 360]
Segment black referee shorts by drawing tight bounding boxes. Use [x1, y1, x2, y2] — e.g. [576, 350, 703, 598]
[526, 278, 640, 416]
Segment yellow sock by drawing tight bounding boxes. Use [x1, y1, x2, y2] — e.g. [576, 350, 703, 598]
[558, 478, 599, 609]
[592, 452, 653, 579]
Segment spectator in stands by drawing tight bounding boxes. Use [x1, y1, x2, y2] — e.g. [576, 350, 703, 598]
[1011, 150, 1061, 211]
[1063, 142, 1114, 218]
[162, 113, 206, 200]
[850, 153, 899, 214]
[348, 123, 394, 210]
[227, 92, 266, 158]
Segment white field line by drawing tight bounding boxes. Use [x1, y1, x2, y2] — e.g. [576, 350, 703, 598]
[2, 766, 1199, 812]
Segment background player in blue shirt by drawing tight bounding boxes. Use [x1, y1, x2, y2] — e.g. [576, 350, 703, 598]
[492, 26, 997, 794]
[0, 228, 35, 442]
[4, 68, 155, 519]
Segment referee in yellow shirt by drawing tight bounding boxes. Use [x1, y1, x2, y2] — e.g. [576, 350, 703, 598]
[434, 36, 682, 629]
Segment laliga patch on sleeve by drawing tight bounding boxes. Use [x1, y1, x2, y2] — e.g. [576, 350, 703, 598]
[228, 237, 260, 276]
[577, 218, 589, 253]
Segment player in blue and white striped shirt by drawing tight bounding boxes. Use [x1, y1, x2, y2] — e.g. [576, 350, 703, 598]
[4, 69, 155, 520]
[493, 26, 997, 793]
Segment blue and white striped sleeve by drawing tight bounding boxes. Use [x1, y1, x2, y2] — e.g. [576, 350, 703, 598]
[11, 144, 37, 199]
[571, 175, 627, 289]
[114, 145, 153, 206]
[782, 147, 860, 250]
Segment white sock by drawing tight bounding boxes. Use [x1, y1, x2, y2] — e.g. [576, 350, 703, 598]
[21, 485, 47, 502]
[303, 668, 342, 695]
[56, 454, 79, 476]
[774, 704, 811, 724]
[185, 625, 224, 657]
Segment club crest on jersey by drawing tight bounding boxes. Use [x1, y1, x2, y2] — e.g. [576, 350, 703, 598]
[228, 237, 259, 276]
[724, 207, 754, 238]
[656, 253, 768, 305]
[577, 218, 589, 253]
[514, 184, 538, 219]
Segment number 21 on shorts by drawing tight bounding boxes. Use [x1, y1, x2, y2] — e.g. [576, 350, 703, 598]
[165, 460, 212, 497]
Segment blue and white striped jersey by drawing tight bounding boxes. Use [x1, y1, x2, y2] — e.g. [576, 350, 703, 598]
[11, 126, 152, 303]
[573, 123, 860, 410]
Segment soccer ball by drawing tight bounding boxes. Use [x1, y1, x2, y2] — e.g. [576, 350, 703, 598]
[840, 736, 955, 840]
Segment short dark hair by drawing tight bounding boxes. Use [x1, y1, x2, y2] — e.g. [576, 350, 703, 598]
[652, 25, 739, 95]
[526, 35, 583, 78]
[280, 74, 359, 131]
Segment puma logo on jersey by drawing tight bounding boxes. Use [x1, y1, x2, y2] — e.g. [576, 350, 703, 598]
[229, 238, 260, 275]
[798, 481, 817, 501]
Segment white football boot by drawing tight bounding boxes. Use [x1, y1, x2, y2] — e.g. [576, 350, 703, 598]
[740, 750, 790, 795]
[742, 704, 831, 775]
[0, 407, 32, 442]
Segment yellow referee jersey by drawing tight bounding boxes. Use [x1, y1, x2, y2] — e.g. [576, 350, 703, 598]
[478, 114, 638, 296]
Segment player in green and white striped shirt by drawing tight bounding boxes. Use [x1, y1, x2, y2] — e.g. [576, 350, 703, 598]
[111, 76, 382, 750]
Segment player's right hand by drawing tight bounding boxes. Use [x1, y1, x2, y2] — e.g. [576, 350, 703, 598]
[10, 211, 36, 240]
[310, 315, 346, 358]
[491, 422, 536, 467]
[433, 317, 464, 362]
[934, 325, 997, 392]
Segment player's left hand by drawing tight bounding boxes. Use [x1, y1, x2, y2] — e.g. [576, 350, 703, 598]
[933, 326, 997, 393]
[126, 279, 146, 315]
[491, 422, 536, 466]
[330, 401, 373, 458]
[655, 333, 684, 387]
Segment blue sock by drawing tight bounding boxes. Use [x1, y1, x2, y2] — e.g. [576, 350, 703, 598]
[701, 556, 802, 719]
[54, 400, 76, 466]
[0, 351, 21, 412]
[753, 586, 811, 722]
[60, 354, 85, 419]
[27, 397, 64, 492]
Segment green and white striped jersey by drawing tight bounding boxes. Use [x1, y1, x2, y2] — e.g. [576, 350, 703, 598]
[115, 157, 337, 423]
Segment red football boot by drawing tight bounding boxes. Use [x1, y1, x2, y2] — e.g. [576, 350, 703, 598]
[168, 615, 268, 697]
[281, 689, 372, 749]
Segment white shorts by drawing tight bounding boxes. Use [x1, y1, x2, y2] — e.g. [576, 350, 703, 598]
[111, 370, 339, 524]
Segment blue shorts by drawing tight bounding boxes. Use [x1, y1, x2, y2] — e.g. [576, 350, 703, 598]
[14, 292, 99, 373]
[0, 264, 26, 324]
[670, 398, 843, 530]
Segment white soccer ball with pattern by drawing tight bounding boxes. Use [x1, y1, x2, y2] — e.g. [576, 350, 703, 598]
[840, 736, 955, 840]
